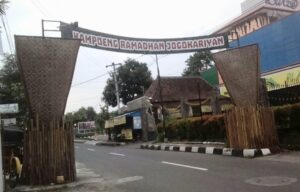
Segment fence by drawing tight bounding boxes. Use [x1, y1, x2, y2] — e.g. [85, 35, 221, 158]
[225, 106, 279, 149]
[22, 115, 76, 185]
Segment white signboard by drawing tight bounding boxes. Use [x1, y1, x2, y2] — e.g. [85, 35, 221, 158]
[133, 116, 142, 130]
[1, 118, 17, 126]
[0, 103, 19, 114]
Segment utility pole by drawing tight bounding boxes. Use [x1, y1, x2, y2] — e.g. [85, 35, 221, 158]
[106, 63, 121, 114]
[0, 114, 3, 192]
[155, 55, 167, 141]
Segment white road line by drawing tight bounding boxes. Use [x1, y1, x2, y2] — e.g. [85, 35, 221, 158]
[75, 146, 79, 149]
[117, 176, 144, 184]
[109, 152, 126, 157]
[161, 161, 208, 171]
[87, 148, 95, 152]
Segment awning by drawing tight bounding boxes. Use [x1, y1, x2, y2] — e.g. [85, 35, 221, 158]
[105, 111, 142, 128]
[105, 119, 114, 129]
[113, 115, 126, 126]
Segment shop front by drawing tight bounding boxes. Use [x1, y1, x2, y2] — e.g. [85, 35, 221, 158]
[105, 111, 142, 142]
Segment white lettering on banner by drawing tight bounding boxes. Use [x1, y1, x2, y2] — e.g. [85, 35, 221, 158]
[72, 31, 119, 49]
[71, 30, 226, 53]
[168, 36, 225, 51]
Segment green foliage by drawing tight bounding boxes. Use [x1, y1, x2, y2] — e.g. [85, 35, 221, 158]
[65, 106, 115, 134]
[102, 78, 117, 107]
[103, 58, 153, 107]
[157, 115, 225, 142]
[95, 106, 110, 134]
[273, 103, 300, 146]
[182, 51, 213, 76]
[0, 54, 28, 126]
[64, 106, 96, 123]
[0, 0, 8, 15]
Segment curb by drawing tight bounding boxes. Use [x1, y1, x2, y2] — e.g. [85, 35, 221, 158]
[140, 144, 271, 158]
[74, 140, 126, 146]
[74, 140, 86, 144]
[96, 142, 126, 147]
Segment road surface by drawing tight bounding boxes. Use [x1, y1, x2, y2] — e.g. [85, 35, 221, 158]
[75, 143, 300, 192]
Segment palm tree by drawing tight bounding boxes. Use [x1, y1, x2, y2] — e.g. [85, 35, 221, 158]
[0, 0, 8, 15]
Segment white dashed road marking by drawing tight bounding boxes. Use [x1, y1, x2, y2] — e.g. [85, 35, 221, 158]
[109, 152, 126, 157]
[117, 176, 144, 184]
[161, 161, 208, 171]
[87, 148, 95, 152]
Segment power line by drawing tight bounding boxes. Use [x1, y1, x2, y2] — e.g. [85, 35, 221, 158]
[3, 14, 13, 50]
[34, 0, 52, 17]
[71, 72, 109, 87]
[1, 15, 13, 53]
[29, 0, 47, 18]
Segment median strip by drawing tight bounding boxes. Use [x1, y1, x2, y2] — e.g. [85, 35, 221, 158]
[161, 161, 208, 171]
[141, 144, 271, 158]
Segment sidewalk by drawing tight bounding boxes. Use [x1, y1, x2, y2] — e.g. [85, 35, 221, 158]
[13, 162, 105, 192]
[257, 151, 300, 164]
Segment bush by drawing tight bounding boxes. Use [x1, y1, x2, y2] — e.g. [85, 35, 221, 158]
[273, 103, 300, 146]
[157, 115, 225, 142]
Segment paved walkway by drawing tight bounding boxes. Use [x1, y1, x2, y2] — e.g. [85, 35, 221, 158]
[258, 151, 300, 164]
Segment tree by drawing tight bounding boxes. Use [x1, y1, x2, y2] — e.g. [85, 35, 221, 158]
[95, 106, 110, 133]
[0, 0, 8, 15]
[86, 106, 97, 121]
[64, 106, 97, 125]
[182, 51, 213, 76]
[103, 58, 153, 107]
[0, 54, 28, 126]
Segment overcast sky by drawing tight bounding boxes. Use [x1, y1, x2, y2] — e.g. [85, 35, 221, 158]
[1, 0, 244, 113]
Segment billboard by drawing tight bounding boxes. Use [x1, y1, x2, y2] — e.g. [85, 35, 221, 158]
[263, 65, 300, 90]
[78, 121, 96, 131]
[60, 23, 228, 54]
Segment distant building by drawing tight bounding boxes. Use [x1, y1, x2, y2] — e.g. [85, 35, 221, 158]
[105, 97, 157, 141]
[144, 76, 231, 118]
[212, 0, 300, 105]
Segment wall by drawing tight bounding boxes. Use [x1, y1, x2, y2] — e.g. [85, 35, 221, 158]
[230, 11, 300, 73]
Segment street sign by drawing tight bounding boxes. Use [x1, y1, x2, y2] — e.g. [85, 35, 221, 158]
[0, 103, 19, 114]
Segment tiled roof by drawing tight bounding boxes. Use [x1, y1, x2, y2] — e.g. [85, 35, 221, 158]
[144, 76, 214, 102]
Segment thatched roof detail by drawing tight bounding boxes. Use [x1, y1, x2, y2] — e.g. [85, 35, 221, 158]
[144, 76, 214, 103]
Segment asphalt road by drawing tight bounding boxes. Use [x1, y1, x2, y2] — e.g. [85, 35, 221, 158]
[75, 143, 300, 192]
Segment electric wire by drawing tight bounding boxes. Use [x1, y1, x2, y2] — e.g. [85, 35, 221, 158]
[29, 0, 47, 18]
[1, 15, 13, 53]
[71, 72, 109, 87]
[3, 14, 13, 50]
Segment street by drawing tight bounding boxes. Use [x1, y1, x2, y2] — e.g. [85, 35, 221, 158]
[75, 143, 300, 192]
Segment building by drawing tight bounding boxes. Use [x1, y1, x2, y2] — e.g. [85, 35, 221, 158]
[105, 97, 157, 141]
[144, 76, 231, 118]
[212, 0, 300, 105]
